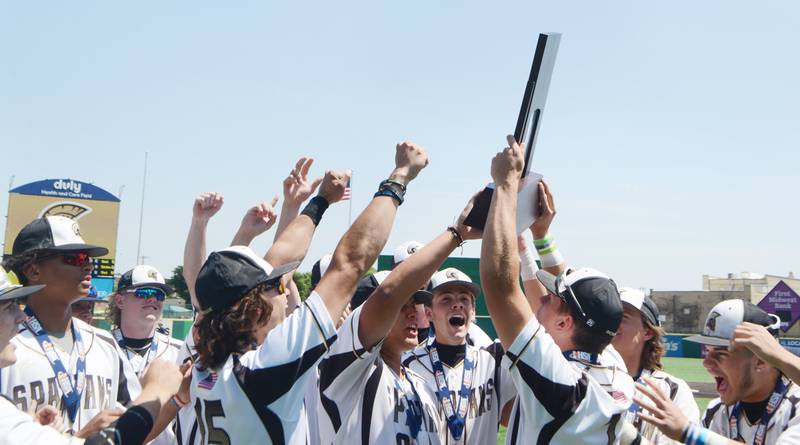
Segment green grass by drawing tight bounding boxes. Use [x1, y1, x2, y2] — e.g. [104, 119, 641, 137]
[496, 357, 715, 444]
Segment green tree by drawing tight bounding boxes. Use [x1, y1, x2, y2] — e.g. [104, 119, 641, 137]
[293, 272, 312, 300]
[166, 265, 191, 305]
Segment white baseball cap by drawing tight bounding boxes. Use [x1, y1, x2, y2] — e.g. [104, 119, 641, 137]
[117, 265, 173, 294]
[0, 267, 45, 302]
[12, 216, 108, 257]
[429, 268, 481, 298]
[619, 287, 661, 327]
[685, 299, 781, 347]
[393, 241, 425, 266]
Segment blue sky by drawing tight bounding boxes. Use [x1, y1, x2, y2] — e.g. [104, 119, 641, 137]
[2, 1, 798, 290]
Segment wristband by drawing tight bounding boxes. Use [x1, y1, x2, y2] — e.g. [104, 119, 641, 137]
[375, 180, 406, 205]
[171, 394, 188, 408]
[300, 196, 330, 226]
[533, 233, 564, 268]
[680, 423, 729, 445]
[519, 242, 539, 281]
[447, 226, 465, 247]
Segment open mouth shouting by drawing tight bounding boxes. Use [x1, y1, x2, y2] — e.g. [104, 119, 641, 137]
[448, 314, 466, 328]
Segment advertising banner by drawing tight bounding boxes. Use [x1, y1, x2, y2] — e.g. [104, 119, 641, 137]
[757, 280, 800, 332]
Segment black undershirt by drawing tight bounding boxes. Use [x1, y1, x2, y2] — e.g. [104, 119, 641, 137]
[435, 342, 467, 368]
[740, 398, 770, 425]
[122, 336, 154, 356]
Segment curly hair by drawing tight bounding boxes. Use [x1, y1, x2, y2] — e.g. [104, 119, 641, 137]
[106, 296, 122, 327]
[641, 320, 666, 371]
[195, 283, 272, 370]
[2, 251, 42, 286]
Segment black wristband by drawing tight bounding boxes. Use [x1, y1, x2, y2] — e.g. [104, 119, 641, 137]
[84, 405, 153, 445]
[375, 180, 406, 205]
[301, 195, 330, 226]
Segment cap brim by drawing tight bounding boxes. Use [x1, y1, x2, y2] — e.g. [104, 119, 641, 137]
[412, 290, 433, 306]
[77, 296, 108, 303]
[536, 270, 558, 294]
[47, 244, 109, 257]
[121, 282, 174, 295]
[264, 261, 301, 283]
[684, 334, 730, 347]
[432, 281, 481, 299]
[0, 284, 46, 302]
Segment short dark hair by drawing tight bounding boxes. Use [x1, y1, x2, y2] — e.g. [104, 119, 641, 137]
[556, 297, 615, 354]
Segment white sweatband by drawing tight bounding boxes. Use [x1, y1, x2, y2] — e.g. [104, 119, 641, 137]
[519, 243, 539, 281]
[534, 233, 565, 268]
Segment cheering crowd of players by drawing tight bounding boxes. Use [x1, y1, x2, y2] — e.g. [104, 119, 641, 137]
[2, 138, 800, 444]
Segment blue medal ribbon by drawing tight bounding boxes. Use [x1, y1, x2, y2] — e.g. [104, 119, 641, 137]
[425, 339, 475, 441]
[22, 306, 86, 425]
[562, 349, 601, 366]
[112, 327, 158, 376]
[728, 375, 790, 445]
[394, 366, 423, 439]
[628, 368, 653, 427]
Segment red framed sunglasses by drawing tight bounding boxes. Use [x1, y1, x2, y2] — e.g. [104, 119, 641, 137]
[40, 251, 93, 267]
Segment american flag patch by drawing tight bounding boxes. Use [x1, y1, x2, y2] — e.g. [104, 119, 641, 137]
[199, 372, 218, 390]
[611, 391, 628, 406]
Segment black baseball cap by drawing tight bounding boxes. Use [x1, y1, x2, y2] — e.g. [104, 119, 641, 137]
[195, 246, 299, 313]
[350, 270, 433, 310]
[537, 267, 623, 337]
[117, 265, 174, 294]
[310, 253, 332, 288]
[12, 216, 108, 257]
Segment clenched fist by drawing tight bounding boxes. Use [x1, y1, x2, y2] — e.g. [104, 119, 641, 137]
[391, 141, 429, 185]
[490, 135, 524, 187]
[318, 170, 351, 204]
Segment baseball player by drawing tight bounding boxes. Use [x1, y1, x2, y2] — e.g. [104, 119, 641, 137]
[70, 286, 105, 326]
[189, 142, 428, 444]
[613, 288, 698, 444]
[0, 266, 184, 445]
[403, 267, 517, 444]
[480, 136, 637, 444]
[1, 216, 140, 435]
[636, 300, 800, 445]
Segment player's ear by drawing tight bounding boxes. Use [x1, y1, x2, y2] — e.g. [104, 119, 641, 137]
[22, 262, 41, 284]
[643, 327, 655, 341]
[114, 293, 124, 308]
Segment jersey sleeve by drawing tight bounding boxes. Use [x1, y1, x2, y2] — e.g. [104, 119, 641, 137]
[777, 403, 800, 445]
[672, 377, 699, 425]
[502, 316, 583, 388]
[0, 397, 85, 445]
[317, 305, 383, 441]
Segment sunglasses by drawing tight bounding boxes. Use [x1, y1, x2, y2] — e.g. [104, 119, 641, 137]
[266, 281, 286, 295]
[40, 251, 93, 267]
[554, 274, 588, 322]
[125, 287, 167, 302]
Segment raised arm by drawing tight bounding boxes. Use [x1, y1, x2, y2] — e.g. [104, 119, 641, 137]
[358, 195, 481, 348]
[183, 192, 223, 310]
[480, 136, 534, 350]
[264, 169, 348, 267]
[275, 156, 324, 240]
[230, 198, 279, 246]
[314, 141, 428, 321]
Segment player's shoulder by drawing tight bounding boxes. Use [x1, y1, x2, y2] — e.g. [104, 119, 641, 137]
[401, 343, 429, 369]
[156, 331, 184, 349]
[702, 397, 726, 427]
[74, 318, 120, 354]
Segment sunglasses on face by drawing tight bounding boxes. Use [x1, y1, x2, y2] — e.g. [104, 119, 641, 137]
[265, 281, 286, 295]
[40, 252, 93, 267]
[125, 287, 167, 301]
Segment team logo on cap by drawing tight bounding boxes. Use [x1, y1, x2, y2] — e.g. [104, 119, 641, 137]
[706, 311, 721, 332]
[408, 245, 418, 254]
[147, 269, 159, 281]
[446, 270, 459, 280]
[72, 222, 81, 236]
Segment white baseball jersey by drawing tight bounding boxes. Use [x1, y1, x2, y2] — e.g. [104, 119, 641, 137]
[466, 324, 493, 349]
[176, 330, 200, 445]
[0, 395, 84, 445]
[625, 369, 698, 444]
[0, 317, 141, 433]
[318, 305, 442, 444]
[702, 380, 800, 445]
[402, 339, 516, 444]
[190, 291, 337, 445]
[116, 330, 184, 445]
[502, 316, 635, 444]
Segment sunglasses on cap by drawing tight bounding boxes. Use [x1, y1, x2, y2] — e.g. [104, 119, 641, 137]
[40, 251, 93, 267]
[124, 287, 167, 302]
[554, 274, 589, 323]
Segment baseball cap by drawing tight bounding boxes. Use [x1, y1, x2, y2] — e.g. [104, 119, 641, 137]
[684, 299, 781, 347]
[76, 286, 107, 303]
[619, 287, 661, 327]
[195, 246, 299, 313]
[350, 270, 433, 309]
[12, 216, 108, 257]
[429, 268, 481, 299]
[393, 241, 425, 267]
[536, 267, 623, 337]
[117, 265, 174, 294]
[310, 253, 333, 288]
[0, 267, 45, 302]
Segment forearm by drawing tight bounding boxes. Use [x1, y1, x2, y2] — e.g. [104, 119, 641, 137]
[519, 236, 547, 313]
[481, 184, 534, 349]
[359, 231, 457, 348]
[264, 214, 317, 266]
[183, 219, 208, 310]
[273, 202, 301, 242]
[142, 398, 179, 443]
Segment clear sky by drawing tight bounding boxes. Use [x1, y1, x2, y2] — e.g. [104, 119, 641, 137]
[2, 1, 798, 291]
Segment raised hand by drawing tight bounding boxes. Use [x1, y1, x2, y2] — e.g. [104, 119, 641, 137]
[730, 322, 786, 367]
[283, 157, 324, 208]
[530, 179, 556, 239]
[634, 377, 689, 441]
[237, 197, 280, 241]
[454, 190, 484, 241]
[318, 170, 351, 204]
[192, 192, 224, 223]
[139, 359, 183, 400]
[490, 135, 524, 187]
[391, 141, 429, 185]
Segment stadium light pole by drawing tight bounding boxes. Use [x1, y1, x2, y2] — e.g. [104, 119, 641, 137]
[136, 152, 148, 265]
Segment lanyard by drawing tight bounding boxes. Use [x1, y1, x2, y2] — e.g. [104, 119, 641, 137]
[563, 349, 601, 366]
[628, 369, 653, 427]
[112, 327, 158, 375]
[729, 375, 790, 445]
[393, 366, 423, 439]
[425, 339, 475, 441]
[22, 306, 86, 425]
